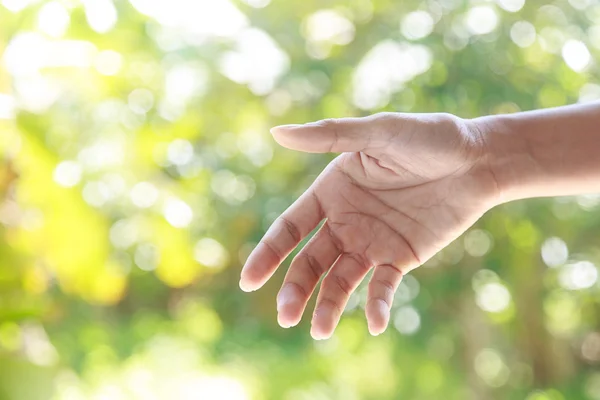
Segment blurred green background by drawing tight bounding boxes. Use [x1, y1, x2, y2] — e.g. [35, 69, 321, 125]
[1, 0, 600, 399]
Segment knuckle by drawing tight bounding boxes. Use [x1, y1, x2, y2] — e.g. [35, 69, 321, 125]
[436, 112, 462, 129]
[282, 281, 308, 300]
[368, 296, 391, 309]
[279, 216, 301, 242]
[303, 253, 326, 282]
[346, 252, 371, 272]
[373, 112, 404, 139]
[325, 273, 352, 297]
[326, 224, 344, 253]
[372, 112, 398, 122]
[373, 277, 395, 294]
[319, 118, 340, 128]
[262, 238, 284, 260]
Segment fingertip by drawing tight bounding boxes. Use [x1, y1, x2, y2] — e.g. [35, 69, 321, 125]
[366, 299, 390, 336]
[269, 123, 328, 153]
[277, 315, 293, 329]
[277, 309, 301, 329]
[269, 125, 301, 150]
[367, 321, 385, 336]
[310, 304, 337, 340]
[270, 124, 303, 135]
[278, 312, 301, 329]
[238, 280, 255, 292]
[276, 284, 303, 328]
[310, 325, 331, 341]
[368, 327, 381, 337]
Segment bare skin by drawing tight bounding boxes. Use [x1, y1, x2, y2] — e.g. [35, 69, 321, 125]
[239, 102, 600, 340]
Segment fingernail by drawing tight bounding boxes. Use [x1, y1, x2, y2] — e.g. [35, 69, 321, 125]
[367, 299, 389, 336]
[278, 317, 292, 329]
[239, 280, 254, 293]
[276, 284, 297, 312]
[310, 304, 334, 340]
[277, 285, 300, 328]
[311, 331, 325, 340]
[368, 322, 383, 336]
[310, 324, 325, 340]
[270, 124, 302, 133]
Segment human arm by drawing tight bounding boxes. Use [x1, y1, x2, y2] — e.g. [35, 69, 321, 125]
[239, 102, 600, 339]
[476, 102, 600, 202]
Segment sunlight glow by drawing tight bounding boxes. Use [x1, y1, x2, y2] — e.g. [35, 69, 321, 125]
[476, 282, 511, 313]
[541, 237, 569, 268]
[110, 219, 139, 249]
[581, 332, 600, 362]
[401, 11, 435, 40]
[569, 0, 594, 10]
[135, 243, 159, 271]
[0, 94, 15, 119]
[128, 0, 248, 40]
[562, 39, 591, 72]
[496, 0, 525, 13]
[164, 64, 208, 107]
[304, 10, 355, 45]
[577, 193, 600, 210]
[237, 131, 273, 167]
[544, 290, 581, 337]
[589, 26, 600, 50]
[211, 170, 256, 205]
[167, 139, 194, 166]
[128, 88, 154, 114]
[194, 238, 229, 269]
[3, 33, 97, 76]
[130, 182, 159, 208]
[539, 27, 565, 54]
[464, 229, 493, 257]
[466, 6, 499, 35]
[77, 139, 125, 172]
[393, 306, 421, 335]
[475, 349, 510, 387]
[82, 0, 118, 34]
[160, 64, 208, 120]
[393, 275, 420, 306]
[36, 1, 70, 38]
[1, 0, 37, 13]
[95, 50, 123, 76]
[559, 261, 598, 290]
[510, 21, 536, 48]
[53, 161, 82, 188]
[21, 323, 59, 367]
[240, 0, 270, 7]
[219, 28, 289, 95]
[82, 181, 111, 207]
[178, 376, 249, 400]
[164, 198, 193, 228]
[353, 40, 432, 109]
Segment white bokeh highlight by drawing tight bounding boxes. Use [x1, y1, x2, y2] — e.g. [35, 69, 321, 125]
[352, 40, 432, 110]
[562, 40, 591, 72]
[401, 11, 435, 40]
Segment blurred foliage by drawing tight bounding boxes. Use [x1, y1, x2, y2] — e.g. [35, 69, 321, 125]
[1, 0, 600, 399]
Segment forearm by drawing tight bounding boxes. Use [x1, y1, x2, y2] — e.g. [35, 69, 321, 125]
[474, 102, 600, 203]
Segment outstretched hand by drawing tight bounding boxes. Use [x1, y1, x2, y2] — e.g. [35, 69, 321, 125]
[239, 112, 500, 339]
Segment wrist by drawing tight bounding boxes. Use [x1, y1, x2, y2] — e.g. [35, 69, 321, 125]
[467, 115, 528, 205]
[469, 103, 600, 205]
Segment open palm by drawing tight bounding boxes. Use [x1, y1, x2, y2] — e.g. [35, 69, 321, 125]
[240, 113, 499, 339]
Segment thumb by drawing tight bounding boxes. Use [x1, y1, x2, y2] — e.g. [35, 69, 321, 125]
[270, 114, 394, 153]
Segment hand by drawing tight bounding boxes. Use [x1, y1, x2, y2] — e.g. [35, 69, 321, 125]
[239, 112, 500, 339]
